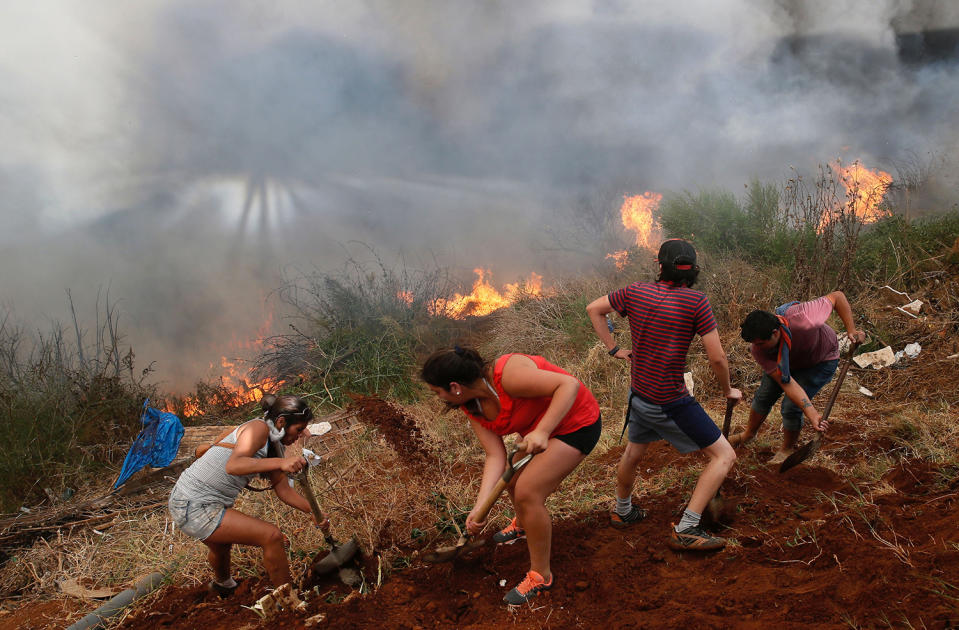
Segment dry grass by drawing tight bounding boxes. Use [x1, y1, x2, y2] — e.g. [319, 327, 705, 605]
[3, 256, 957, 623]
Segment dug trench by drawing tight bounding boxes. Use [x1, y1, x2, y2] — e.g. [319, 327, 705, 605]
[103, 426, 959, 630]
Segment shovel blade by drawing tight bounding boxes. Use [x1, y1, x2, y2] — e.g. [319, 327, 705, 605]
[312, 538, 360, 575]
[779, 436, 821, 473]
[704, 494, 724, 526]
[422, 537, 485, 564]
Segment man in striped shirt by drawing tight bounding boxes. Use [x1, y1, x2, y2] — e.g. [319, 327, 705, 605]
[587, 239, 741, 551]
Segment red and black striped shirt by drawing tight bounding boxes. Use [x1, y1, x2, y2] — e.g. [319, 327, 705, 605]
[608, 281, 717, 404]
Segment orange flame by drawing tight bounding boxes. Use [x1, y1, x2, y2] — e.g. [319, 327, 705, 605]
[397, 290, 414, 305]
[620, 192, 662, 249]
[606, 192, 662, 269]
[836, 161, 892, 223]
[819, 161, 892, 231]
[432, 269, 543, 319]
[163, 305, 287, 417]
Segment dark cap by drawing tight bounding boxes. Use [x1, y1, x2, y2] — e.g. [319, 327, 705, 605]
[657, 239, 697, 270]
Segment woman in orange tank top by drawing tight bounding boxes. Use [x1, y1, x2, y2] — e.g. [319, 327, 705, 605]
[421, 346, 601, 605]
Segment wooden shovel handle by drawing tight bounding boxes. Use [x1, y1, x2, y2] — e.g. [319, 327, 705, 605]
[471, 444, 535, 525]
[819, 341, 862, 426]
[721, 398, 735, 438]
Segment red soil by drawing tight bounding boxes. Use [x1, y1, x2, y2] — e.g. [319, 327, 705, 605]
[91, 441, 959, 630]
[13, 399, 959, 629]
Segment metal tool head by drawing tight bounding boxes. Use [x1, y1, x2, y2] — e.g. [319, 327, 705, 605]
[778, 435, 821, 473]
[311, 538, 360, 575]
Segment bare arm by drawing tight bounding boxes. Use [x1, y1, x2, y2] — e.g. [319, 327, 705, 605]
[465, 419, 507, 534]
[586, 296, 630, 360]
[700, 330, 741, 402]
[224, 422, 306, 476]
[499, 354, 580, 453]
[825, 291, 865, 343]
[768, 370, 827, 432]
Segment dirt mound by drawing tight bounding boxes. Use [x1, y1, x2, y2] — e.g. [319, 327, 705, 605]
[350, 396, 432, 471]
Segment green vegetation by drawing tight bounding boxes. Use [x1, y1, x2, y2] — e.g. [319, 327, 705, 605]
[0, 296, 153, 512]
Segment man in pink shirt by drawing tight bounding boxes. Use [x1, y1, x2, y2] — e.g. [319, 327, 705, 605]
[730, 291, 865, 464]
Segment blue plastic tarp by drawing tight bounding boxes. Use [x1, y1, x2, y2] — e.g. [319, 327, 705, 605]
[113, 400, 185, 489]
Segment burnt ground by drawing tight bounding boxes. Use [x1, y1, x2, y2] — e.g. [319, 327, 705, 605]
[9, 436, 952, 629]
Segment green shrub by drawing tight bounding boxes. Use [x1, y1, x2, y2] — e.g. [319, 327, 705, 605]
[0, 299, 152, 512]
[257, 248, 471, 405]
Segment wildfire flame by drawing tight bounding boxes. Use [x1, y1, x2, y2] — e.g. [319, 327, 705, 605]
[607, 191, 663, 269]
[819, 161, 892, 231]
[164, 306, 287, 417]
[432, 268, 543, 319]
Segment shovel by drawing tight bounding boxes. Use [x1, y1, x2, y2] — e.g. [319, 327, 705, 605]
[704, 397, 736, 524]
[779, 341, 861, 474]
[295, 454, 360, 576]
[423, 444, 534, 564]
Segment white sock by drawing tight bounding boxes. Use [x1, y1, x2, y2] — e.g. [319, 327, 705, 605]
[615, 495, 632, 516]
[675, 509, 701, 532]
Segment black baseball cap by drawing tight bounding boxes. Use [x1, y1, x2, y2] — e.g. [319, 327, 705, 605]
[657, 239, 697, 270]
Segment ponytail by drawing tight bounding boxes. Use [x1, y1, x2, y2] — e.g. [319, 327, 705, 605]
[421, 346, 486, 390]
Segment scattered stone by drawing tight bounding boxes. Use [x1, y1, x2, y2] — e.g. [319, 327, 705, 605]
[858, 386, 874, 397]
[304, 612, 327, 627]
[853, 346, 896, 369]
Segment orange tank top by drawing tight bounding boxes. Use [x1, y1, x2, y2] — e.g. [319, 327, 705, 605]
[462, 354, 599, 437]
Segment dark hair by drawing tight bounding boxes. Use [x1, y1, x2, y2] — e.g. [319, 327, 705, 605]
[262, 394, 313, 426]
[657, 263, 700, 287]
[740, 310, 780, 342]
[421, 346, 486, 390]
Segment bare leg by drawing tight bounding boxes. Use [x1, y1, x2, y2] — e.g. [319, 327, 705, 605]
[616, 441, 649, 499]
[781, 428, 800, 451]
[728, 408, 767, 447]
[511, 439, 585, 580]
[685, 436, 737, 515]
[203, 508, 292, 586]
[204, 542, 232, 582]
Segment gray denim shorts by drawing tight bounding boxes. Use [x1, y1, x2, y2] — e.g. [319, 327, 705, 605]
[168, 491, 226, 541]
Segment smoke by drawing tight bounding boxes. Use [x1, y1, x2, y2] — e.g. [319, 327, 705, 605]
[1, 0, 957, 390]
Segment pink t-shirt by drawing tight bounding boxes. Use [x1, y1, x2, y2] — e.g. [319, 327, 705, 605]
[751, 296, 840, 374]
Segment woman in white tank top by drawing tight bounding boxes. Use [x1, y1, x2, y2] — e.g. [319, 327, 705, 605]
[168, 395, 325, 595]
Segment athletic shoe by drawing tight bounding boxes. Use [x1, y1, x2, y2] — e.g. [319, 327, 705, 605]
[503, 570, 553, 605]
[492, 517, 526, 545]
[610, 504, 648, 528]
[667, 523, 726, 552]
[207, 580, 238, 598]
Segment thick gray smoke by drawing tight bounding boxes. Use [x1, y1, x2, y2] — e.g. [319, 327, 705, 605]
[1, 0, 957, 390]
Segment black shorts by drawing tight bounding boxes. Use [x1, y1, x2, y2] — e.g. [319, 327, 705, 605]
[555, 415, 602, 455]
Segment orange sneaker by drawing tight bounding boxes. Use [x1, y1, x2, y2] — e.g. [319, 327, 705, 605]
[503, 570, 553, 605]
[492, 516, 526, 544]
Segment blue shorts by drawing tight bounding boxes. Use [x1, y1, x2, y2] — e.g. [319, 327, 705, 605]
[626, 394, 721, 454]
[751, 359, 839, 431]
[168, 489, 226, 541]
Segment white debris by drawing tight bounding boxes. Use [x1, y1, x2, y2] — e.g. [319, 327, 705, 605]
[683, 372, 694, 397]
[948, 353, 959, 360]
[308, 422, 332, 437]
[499, 579, 507, 587]
[900, 300, 923, 316]
[853, 346, 897, 369]
[903, 343, 922, 358]
[858, 386, 874, 397]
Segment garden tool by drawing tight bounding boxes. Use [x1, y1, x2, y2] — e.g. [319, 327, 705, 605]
[296, 449, 360, 576]
[779, 341, 861, 473]
[704, 397, 736, 524]
[423, 444, 534, 564]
